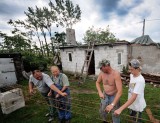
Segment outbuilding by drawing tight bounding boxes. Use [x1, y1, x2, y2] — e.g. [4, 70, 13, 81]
[60, 41, 129, 76]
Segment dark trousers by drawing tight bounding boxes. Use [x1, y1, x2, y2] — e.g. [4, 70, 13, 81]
[41, 91, 57, 116]
[56, 95, 71, 120]
[129, 109, 142, 123]
[54, 84, 71, 120]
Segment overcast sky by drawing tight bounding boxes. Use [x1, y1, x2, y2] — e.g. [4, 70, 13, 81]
[0, 0, 160, 44]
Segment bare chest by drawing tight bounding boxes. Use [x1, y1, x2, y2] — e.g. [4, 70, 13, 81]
[102, 73, 115, 86]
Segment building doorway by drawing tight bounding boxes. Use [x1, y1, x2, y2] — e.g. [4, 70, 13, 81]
[88, 51, 95, 75]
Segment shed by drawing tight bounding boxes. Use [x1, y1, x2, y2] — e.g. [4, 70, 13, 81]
[60, 41, 129, 76]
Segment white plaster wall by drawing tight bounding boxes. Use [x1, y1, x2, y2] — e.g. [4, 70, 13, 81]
[94, 45, 128, 75]
[60, 48, 86, 73]
[131, 45, 160, 73]
[60, 44, 128, 76]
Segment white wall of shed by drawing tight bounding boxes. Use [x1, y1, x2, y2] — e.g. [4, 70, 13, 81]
[94, 45, 128, 75]
[60, 44, 128, 75]
[60, 48, 86, 73]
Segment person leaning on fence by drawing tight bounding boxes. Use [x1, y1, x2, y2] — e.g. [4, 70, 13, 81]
[50, 66, 71, 123]
[96, 59, 122, 123]
[28, 65, 67, 122]
[114, 59, 146, 123]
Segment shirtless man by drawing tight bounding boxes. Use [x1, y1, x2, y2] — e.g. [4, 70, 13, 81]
[96, 59, 122, 123]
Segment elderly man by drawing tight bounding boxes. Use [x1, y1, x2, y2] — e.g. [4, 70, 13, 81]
[50, 66, 71, 123]
[96, 59, 122, 123]
[29, 66, 67, 122]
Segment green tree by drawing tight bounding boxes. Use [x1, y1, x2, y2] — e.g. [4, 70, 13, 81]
[49, 0, 81, 28]
[7, 20, 33, 53]
[32, 6, 50, 57]
[1, 0, 81, 57]
[42, 6, 58, 56]
[0, 32, 31, 53]
[23, 9, 45, 56]
[54, 32, 66, 45]
[83, 26, 117, 44]
[50, 32, 66, 54]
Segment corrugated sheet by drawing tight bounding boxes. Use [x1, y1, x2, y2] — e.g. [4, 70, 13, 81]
[156, 43, 160, 48]
[131, 35, 160, 49]
[131, 35, 156, 45]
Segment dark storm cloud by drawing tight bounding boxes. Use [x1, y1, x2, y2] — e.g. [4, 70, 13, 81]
[117, 0, 144, 16]
[0, 2, 25, 17]
[95, 0, 119, 13]
[94, 0, 144, 19]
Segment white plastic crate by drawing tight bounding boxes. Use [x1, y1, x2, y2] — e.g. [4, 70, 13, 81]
[0, 88, 25, 114]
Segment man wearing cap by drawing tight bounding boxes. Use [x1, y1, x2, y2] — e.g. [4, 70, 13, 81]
[29, 65, 67, 122]
[114, 59, 146, 123]
[96, 59, 122, 123]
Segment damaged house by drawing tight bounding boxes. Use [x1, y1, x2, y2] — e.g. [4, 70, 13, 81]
[59, 29, 160, 75]
[129, 35, 160, 73]
[59, 41, 129, 76]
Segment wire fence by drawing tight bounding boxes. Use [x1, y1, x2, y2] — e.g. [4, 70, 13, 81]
[29, 93, 160, 123]
[0, 79, 160, 123]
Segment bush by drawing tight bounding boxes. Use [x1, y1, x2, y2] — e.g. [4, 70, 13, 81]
[22, 54, 48, 72]
[122, 65, 129, 74]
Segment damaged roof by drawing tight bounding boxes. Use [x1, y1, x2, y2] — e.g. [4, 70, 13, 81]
[59, 41, 130, 49]
[131, 35, 156, 45]
[156, 43, 160, 48]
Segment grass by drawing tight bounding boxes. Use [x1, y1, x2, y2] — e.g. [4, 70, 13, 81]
[0, 75, 160, 123]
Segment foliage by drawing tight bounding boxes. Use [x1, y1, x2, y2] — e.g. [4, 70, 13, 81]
[83, 26, 117, 44]
[54, 32, 67, 45]
[122, 65, 129, 74]
[0, 0, 81, 57]
[49, 0, 81, 28]
[22, 53, 49, 72]
[0, 32, 31, 53]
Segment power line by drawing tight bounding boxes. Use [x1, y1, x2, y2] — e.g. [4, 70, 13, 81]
[111, 18, 160, 30]
[146, 19, 160, 21]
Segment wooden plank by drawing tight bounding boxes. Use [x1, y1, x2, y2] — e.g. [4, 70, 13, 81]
[121, 74, 160, 84]
[146, 108, 159, 123]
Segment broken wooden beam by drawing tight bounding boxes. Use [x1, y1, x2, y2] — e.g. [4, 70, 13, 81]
[146, 108, 160, 123]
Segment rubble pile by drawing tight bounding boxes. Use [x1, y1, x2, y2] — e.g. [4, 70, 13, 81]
[121, 73, 160, 87]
